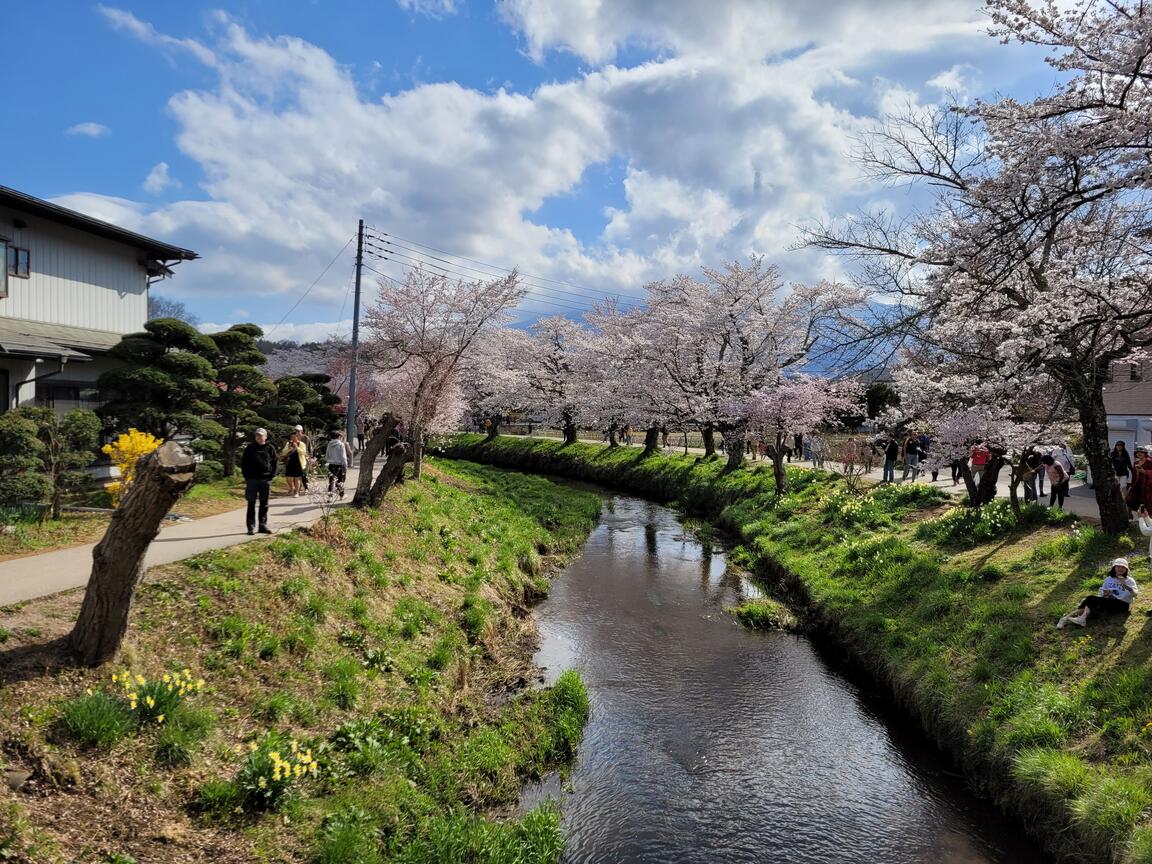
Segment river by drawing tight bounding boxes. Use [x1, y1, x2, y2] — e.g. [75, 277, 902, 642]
[521, 494, 1047, 864]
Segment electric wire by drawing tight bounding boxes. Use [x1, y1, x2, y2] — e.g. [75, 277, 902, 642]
[265, 235, 356, 337]
[362, 225, 644, 310]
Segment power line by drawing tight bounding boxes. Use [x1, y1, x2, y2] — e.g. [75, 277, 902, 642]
[360, 259, 599, 316]
[265, 235, 356, 337]
[362, 225, 644, 309]
[362, 245, 606, 314]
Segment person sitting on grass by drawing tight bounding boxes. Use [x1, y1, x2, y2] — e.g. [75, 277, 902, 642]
[1057, 558, 1139, 628]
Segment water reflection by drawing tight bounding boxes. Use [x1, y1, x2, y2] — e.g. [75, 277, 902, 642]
[523, 496, 1047, 864]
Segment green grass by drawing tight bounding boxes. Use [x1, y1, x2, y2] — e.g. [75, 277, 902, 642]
[444, 433, 1152, 863]
[55, 691, 135, 750]
[2, 457, 600, 862]
[727, 597, 795, 630]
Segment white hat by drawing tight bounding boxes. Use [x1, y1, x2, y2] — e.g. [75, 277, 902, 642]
[1112, 558, 1130, 570]
[254, 427, 268, 437]
[294, 424, 304, 431]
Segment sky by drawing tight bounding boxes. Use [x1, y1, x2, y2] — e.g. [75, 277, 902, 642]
[3, 1, 1061, 343]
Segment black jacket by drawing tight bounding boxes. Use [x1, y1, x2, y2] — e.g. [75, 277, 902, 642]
[241, 441, 278, 481]
[884, 439, 900, 460]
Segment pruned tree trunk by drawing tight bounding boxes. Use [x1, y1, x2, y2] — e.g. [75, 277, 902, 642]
[770, 433, 789, 496]
[701, 425, 716, 457]
[642, 426, 659, 454]
[486, 414, 501, 441]
[724, 426, 745, 471]
[69, 442, 196, 666]
[367, 443, 411, 507]
[353, 414, 398, 508]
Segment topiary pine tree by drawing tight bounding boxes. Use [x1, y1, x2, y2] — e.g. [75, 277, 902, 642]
[97, 318, 224, 441]
[207, 324, 276, 478]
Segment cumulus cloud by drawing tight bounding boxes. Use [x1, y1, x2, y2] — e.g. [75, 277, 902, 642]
[72, 3, 1000, 333]
[395, 0, 461, 17]
[927, 63, 980, 99]
[65, 122, 110, 138]
[143, 162, 180, 193]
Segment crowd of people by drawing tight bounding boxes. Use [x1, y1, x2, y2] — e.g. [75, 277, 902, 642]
[237, 415, 409, 536]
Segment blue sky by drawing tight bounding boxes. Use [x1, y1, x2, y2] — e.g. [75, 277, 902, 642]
[3, 1, 1059, 342]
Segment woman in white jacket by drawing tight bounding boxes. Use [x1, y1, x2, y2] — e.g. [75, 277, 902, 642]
[1057, 558, 1139, 628]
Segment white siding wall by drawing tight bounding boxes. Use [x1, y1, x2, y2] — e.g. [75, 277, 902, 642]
[0, 205, 147, 333]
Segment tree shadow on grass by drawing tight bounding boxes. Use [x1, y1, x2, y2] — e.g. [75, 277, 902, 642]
[1119, 612, 1152, 668]
[0, 635, 77, 686]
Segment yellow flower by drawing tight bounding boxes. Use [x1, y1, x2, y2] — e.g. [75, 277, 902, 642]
[257, 777, 267, 789]
[248, 742, 258, 752]
[85, 688, 93, 696]
[135, 675, 146, 686]
[156, 714, 165, 724]
[162, 673, 171, 683]
[145, 696, 155, 709]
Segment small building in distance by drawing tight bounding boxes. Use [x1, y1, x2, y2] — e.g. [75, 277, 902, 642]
[1104, 362, 1152, 449]
[0, 185, 197, 413]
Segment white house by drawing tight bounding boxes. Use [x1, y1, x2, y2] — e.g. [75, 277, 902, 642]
[0, 185, 197, 412]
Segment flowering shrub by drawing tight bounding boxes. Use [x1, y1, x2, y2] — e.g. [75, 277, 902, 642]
[111, 668, 205, 725]
[102, 428, 163, 505]
[821, 489, 890, 528]
[235, 732, 319, 810]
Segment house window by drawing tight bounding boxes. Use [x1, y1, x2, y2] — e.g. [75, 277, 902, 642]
[35, 381, 99, 413]
[1132, 363, 1144, 383]
[6, 245, 29, 278]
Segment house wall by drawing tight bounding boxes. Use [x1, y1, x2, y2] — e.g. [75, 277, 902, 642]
[1104, 363, 1152, 448]
[0, 204, 148, 333]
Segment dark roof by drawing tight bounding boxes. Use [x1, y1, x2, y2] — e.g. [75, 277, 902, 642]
[0, 185, 198, 262]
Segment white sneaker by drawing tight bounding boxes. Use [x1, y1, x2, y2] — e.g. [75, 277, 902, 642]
[1057, 616, 1069, 629]
[1069, 614, 1087, 627]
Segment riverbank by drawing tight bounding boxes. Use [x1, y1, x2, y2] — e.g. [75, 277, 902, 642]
[0, 461, 600, 863]
[443, 435, 1152, 864]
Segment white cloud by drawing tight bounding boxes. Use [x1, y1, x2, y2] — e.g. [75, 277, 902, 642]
[395, 0, 461, 17]
[927, 63, 979, 99]
[72, 4, 1002, 333]
[65, 122, 110, 138]
[143, 161, 180, 193]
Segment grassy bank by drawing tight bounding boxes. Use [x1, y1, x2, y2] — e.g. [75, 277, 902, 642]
[443, 434, 1152, 863]
[0, 460, 600, 863]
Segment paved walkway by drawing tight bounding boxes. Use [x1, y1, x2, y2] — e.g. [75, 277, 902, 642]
[0, 470, 359, 607]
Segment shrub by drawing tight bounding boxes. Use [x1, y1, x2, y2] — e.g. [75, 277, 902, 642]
[56, 690, 134, 749]
[102, 428, 163, 506]
[914, 499, 1023, 548]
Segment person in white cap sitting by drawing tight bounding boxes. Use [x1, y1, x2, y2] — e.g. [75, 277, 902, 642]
[1058, 558, 1139, 628]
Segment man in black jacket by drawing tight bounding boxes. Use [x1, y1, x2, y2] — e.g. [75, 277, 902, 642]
[241, 428, 277, 535]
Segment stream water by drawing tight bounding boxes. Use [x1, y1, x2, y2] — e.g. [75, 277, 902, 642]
[521, 494, 1048, 864]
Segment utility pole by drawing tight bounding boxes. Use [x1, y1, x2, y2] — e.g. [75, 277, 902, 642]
[346, 219, 364, 445]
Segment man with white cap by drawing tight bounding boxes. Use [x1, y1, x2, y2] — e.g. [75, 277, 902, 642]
[240, 428, 278, 535]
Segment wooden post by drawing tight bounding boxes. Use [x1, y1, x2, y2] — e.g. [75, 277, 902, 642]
[69, 442, 197, 666]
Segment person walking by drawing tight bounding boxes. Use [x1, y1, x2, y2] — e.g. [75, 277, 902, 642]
[843, 436, 861, 473]
[918, 433, 938, 482]
[810, 434, 826, 469]
[1057, 559, 1138, 628]
[792, 433, 803, 463]
[1042, 453, 1070, 509]
[1126, 449, 1152, 514]
[902, 434, 921, 482]
[240, 428, 277, 536]
[1111, 441, 1134, 493]
[325, 431, 353, 497]
[1055, 441, 1076, 478]
[355, 414, 367, 454]
[280, 430, 308, 497]
[883, 435, 900, 483]
[293, 424, 312, 490]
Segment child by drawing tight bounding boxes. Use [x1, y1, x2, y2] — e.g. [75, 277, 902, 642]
[1057, 558, 1139, 628]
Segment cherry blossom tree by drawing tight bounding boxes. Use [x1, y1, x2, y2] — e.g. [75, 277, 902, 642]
[808, 71, 1151, 532]
[740, 376, 865, 494]
[361, 266, 523, 482]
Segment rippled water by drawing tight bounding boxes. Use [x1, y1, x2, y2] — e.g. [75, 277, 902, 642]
[522, 495, 1047, 864]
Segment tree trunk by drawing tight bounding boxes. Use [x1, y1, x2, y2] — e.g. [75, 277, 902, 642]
[608, 425, 619, 448]
[642, 426, 659, 454]
[485, 415, 501, 441]
[353, 414, 398, 508]
[69, 442, 196, 666]
[411, 425, 424, 480]
[977, 454, 1005, 505]
[1007, 452, 1026, 519]
[771, 433, 789, 496]
[222, 438, 238, 479]
[562, 419, 577, 446]
[701, 425, 716, 457]
[1069, 384, 1128, 534]
[724, 427, 745, 471]
[367, 443, 411, 507]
